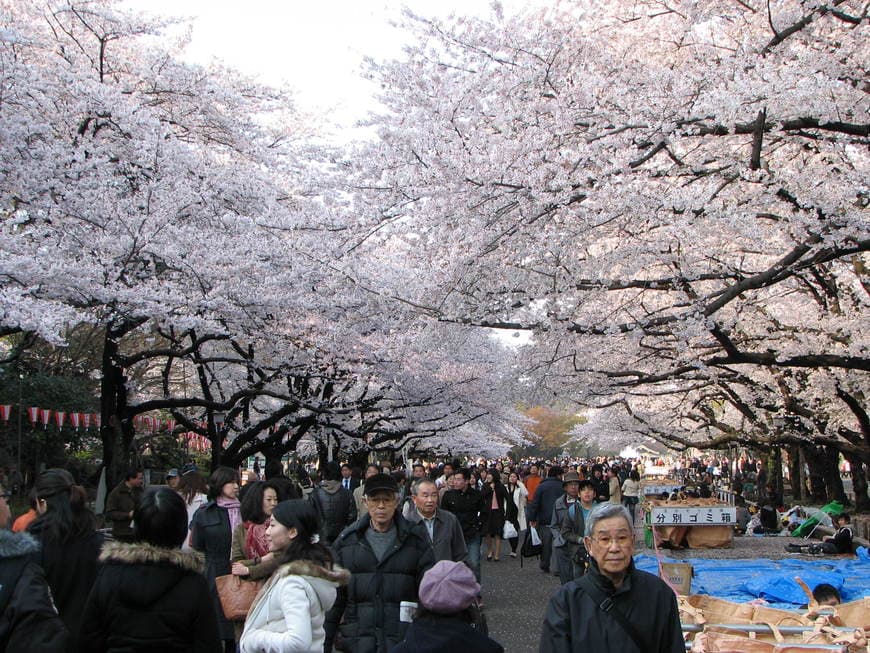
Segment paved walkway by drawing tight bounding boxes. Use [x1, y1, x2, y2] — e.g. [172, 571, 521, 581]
[481, 540, 560, 653]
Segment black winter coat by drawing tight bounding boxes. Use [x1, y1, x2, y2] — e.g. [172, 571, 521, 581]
[440, 487, 487, 542]
[80, 541, 220, 652]
[0, 531, 67, 653]
[326, 514, 435, 653]
[190, 501, 234, 640]
[539, 559, 684, 653]
[389, 615, 504, 653]
[27, 521, 103, 652]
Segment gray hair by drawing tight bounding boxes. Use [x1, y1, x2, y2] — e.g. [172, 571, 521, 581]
[585, 503, 634, 537]
[411, 477, 436, 496]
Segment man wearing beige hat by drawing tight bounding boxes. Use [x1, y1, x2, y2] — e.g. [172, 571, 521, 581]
[550, 471, 581, 585]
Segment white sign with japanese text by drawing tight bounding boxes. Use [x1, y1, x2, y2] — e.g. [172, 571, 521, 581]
[651, 506, 736, 526]
[643, 485, 680, 496]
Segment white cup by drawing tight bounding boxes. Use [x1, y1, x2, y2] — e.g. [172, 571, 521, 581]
[399, 601, 418, 623]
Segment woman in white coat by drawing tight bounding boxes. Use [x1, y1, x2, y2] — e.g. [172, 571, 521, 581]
[505, 471, 529, 558]
[240, 500, 349, 653]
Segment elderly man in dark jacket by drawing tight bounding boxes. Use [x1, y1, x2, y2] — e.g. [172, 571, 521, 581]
[405, 478, 468, 565]
[0, 484, 68, 652]
[540, 503, 683, 653]
[525, 466, 563, 573]
[326, 473, 435, 653]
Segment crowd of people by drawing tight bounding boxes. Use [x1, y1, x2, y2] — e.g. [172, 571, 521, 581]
[0, 456, 689, 652]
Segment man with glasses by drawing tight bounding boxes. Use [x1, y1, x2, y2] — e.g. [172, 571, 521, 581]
[326, 473, 434, 653]
[0, 485, 68, 650]
[540, 503, 683, 653]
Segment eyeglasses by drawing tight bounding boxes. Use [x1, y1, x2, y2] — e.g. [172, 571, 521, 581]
[588, 534, 633, 547]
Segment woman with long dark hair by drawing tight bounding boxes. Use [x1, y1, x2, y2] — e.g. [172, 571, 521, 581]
[231, 481, 280, 578]
[80, 487, 220, 652]
[230, 481, 280, 639]
[28, 468, 103, 652]
[504, 471, 528, 558]
[240, 500, 349, 653]
[481, 469, 509, 562]
[190, 466, 240, 653]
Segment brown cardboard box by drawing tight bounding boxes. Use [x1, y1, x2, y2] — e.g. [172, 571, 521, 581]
[659, 562, 693, 595]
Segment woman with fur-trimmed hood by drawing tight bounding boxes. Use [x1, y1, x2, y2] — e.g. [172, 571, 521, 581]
[0, 482, 68, 652]
[240, 500, 350, 653]
[80, 487, 220, 652]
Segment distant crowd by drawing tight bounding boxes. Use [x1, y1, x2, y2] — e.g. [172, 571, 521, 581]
[0, 455, 689, 653]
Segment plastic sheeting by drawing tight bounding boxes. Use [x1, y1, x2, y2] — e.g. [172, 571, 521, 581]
[634, 554, 870, 609]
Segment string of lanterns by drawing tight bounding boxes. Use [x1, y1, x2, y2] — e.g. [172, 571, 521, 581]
[0, 405, 285, 452]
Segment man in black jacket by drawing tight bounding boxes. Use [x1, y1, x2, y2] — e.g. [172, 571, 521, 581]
[525, 466, 563, 573]
[540, 503, 683, 653]
[440, 468, 486, 583]
[325, 473, 435, 653]
[0, 484, 68, 652]
[590, 466, 610, 505]
[311, 461, 357, 545]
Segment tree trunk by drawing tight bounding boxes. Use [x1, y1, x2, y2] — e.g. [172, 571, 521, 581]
[263, 449, 282, 475]
[209, 431, 223, 471]
[844, 453, 869, 513]
[787, 445, 803, 502]
[804, 445, 828, 504]
[316, 440, 328, 475]
[100, 328, 126, 490]
[823, 446, 849, 506]
[348, 450, 370, 473]
[770, 447, 784, 499]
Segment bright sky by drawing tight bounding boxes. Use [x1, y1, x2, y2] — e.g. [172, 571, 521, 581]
[134, 1, 519, 130]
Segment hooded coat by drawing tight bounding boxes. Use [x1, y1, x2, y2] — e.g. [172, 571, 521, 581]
[240, 559, 350, 653]
[539, 558, 684, 653]
[0, 530, 68, 653]
[79, 541, 220, 653]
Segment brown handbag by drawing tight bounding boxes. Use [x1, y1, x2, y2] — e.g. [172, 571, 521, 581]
[215, 574, 265, 621]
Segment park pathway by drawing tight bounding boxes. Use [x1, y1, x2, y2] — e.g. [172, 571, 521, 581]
[481, 541, 561, 653]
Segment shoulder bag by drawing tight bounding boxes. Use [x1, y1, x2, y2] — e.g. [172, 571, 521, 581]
[577, 575, 648, 652]
[215, 573, 265, 621]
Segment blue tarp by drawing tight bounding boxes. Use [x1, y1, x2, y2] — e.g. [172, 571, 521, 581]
[634, 554, 870, 609]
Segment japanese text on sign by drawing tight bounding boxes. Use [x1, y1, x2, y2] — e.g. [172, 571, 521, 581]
[650, 506, 736, 526]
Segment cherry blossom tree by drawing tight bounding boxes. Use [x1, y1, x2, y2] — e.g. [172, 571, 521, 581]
[350, 0, 868, 490]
